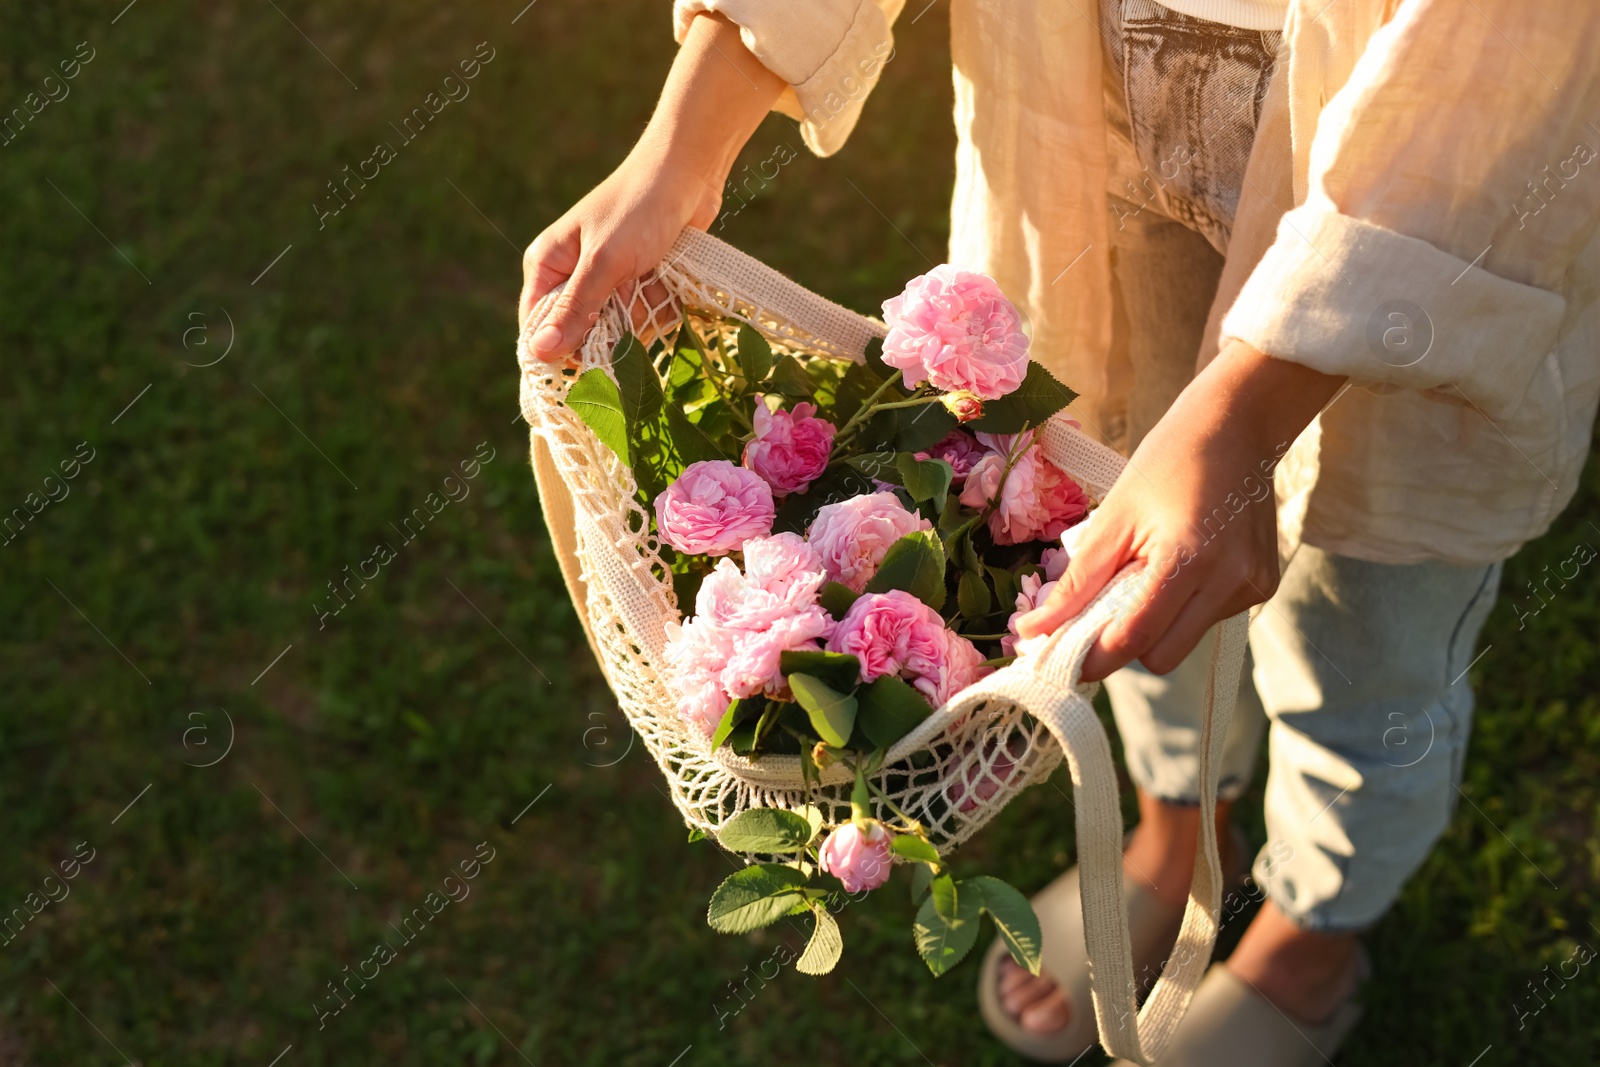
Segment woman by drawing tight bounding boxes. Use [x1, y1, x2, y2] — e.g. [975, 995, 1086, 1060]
[522, 3, 1599, 1063]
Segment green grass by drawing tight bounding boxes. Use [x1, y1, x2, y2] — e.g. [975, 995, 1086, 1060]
[2, 1, 1595, 1064]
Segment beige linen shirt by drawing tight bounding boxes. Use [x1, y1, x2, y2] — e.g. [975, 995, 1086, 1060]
[674, 0, 1600, 566]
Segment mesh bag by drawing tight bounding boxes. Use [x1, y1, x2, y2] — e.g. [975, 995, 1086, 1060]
[517, 228, 1247, 1064]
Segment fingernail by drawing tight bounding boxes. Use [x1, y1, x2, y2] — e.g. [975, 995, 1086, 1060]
[532, 323, 562, 353]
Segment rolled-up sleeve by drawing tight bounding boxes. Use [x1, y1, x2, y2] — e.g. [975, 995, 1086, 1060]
[1222, 0, 1600, 417]
[673, 0, 903, 157]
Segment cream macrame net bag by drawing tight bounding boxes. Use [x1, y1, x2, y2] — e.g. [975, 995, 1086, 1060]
[517, 228, 1248, 1064]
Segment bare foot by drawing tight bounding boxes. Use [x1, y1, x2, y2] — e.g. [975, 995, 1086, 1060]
[994, 791, 1238, 1035]
[998, 955, 1074, 1033]
[1226, 901, 1362, 1024]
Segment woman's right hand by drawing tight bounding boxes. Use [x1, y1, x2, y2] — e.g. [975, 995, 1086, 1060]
[520, 12, 785, 361]
[521, 149, 720, 360]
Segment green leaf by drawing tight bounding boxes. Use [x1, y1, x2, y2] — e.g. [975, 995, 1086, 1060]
[770, 353, 815, 398]
[930, 873, 961, 922]
[862, 335, 903, 389]
[957, 570, 992, 618]
[736, 324, 774, 386]
[687, 827, 707, 843]
[894, 404, 959, 452]
[750, 701, 782, 750]
[937, 493, 966, 533]
[788, 673, 858, 748]
[565, 368, 630, 466]
[794, 905, 844, 975]
[780, 649, 861, 691]
[706, 864, 809, 934]
[897, 453, 954, 504]
[820, 581, 861, 619]
[845, 451, 901, 485]
[728, 713, 763, 756]
[575, 332, 730, 502]
[834, 361, 888, 423]
[667, 326, 707, 392]
[717, 808, 816, 854]
[967, 361, 1078, 434]
[709, 697, 754, 751]
[672, 567, 706, 616]
[663, 403, 727, 466]
[987, 564, 1018, 611]
[610, 332, 664, 427]
[686, 394, 732, 436]
[910, 862, 935, 904]
[865, 530, 948, 611]
[772, 465, 878, 535]
[857, 675, 933, 749]
[890, 834, 941, 866]
[914, 875, 982, 976]
[968, 876, 1044, 975]
[798, 805, 825, 844]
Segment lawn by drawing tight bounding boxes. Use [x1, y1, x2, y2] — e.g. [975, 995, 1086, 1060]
[1, 1, 1595, 1064]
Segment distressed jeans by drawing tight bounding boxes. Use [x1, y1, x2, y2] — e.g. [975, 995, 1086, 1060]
[1095, 0, 1505, 931]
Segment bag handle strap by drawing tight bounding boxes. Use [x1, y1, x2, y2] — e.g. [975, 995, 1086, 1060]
[1011, 569, 1245, 1065]
[658, 229, 887, 362]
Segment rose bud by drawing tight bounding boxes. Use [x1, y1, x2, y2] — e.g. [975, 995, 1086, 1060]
[818, 821, 893, 894]
[941, 390, 985, 423]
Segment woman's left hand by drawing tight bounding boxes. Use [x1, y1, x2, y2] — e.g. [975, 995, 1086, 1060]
[1015, 341, 1345, 681]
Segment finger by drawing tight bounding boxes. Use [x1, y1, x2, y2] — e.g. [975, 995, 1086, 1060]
[1107, 557, 1271, 679]
[1112, 585, 1215, 678]
[1014, 521, 1130, 639]
[523, 230, 579, 318]
[1079, 565, 1198, 682]
[530, 250, 623, 362]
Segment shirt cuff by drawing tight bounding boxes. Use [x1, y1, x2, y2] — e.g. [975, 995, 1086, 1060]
[1221, 205, 1567, 418]
[674, 0, 896, 157]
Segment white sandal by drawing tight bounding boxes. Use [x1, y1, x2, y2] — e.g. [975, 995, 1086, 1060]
[1108, 947, 1371, 1066]
[977, 826, 1254, 1063]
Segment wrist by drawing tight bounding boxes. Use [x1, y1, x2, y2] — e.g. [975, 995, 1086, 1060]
[1192, 339, 1344, 459]
[645, 12, 783, 191]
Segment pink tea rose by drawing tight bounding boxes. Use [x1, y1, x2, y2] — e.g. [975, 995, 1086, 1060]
[655, 460, 775, 556]
[916, 430, 985, 487]
[691, 560, 810, 633]
[807, 492, 932, 593]
[959, 434, 1089, 545]
[1003, 572, 1058, 657]
[1035, 461, 1090, 540]
[828, 590, 987, 706]
[721, 609, 835, 701]
[1039, 546, 1070, 582]
[742, 399, 836, 496]
[671, 531, 837, 730]
[880, 265, 1030, 401]
[663, 615, 737, 736]
[818, 821, 893, 893]
[742, 532, 827, 606]
[934, 628, 990, 706]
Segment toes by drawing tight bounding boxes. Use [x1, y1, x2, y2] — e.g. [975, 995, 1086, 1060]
[996, 954, 1076, 1034]
[998, 958, 1033, 995]
[1000, 971, 1067, 1021]
[1019, 986, 1073, 1034]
